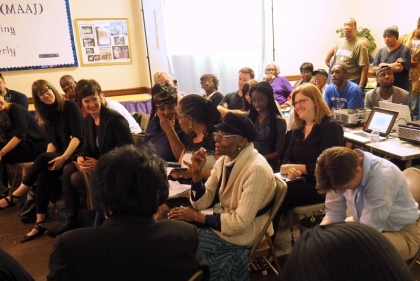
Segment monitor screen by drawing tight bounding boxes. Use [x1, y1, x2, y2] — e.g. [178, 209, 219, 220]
[364, 107, 399, 136]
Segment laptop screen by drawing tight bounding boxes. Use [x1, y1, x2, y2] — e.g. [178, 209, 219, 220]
[364, 107, 399, 136]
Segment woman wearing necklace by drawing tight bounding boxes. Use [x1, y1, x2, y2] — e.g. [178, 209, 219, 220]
[272, 83, 344, 237]
[263, 62, 293, 105]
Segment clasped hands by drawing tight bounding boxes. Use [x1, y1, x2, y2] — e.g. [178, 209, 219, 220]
[280, 164, 302, 179]
[77, 156, 97, 172]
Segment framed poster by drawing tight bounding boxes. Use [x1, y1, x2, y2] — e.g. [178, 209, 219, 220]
[75, 18, 132, 66]
[0, 0, 78, 72]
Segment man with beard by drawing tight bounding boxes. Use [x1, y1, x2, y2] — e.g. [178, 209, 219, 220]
[324, 64, 364, 110]
[365, 66, 409, 109]
[372, 26, 411, 92]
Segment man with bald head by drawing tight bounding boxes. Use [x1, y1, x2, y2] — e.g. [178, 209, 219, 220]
[59, 75, 88, 117]
[325, 18, 369, 89]
[324, 64, 364, 110]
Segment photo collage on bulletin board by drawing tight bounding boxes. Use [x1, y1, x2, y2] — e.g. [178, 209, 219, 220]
[75, 18, 132, 66]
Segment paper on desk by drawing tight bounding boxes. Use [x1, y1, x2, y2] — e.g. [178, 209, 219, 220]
[168, 180, 190, 198]
[274, 172, 301, 182]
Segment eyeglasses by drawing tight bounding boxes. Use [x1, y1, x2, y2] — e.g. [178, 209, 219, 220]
[38, 88, 51, 98]
[314, 74, 326, 79]
[200, 79, 214, 85]
[266, 68, 276, 71]
[293, 98, 310, 107]
[212, 132, 240, 140]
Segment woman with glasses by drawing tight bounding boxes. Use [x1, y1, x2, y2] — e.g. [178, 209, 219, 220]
[201, 74, 223, 107]
[271, 83, 344, 237]
[168, 113, 276, 281]
[248, 81, 287, 172]
[0, 80, 83, 243]
[263, 62, 293, 105]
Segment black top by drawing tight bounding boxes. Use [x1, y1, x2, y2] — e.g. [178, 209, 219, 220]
[44, 100, 83, 158]
[81, 106, 133, 159]
[282, 116, 344, 180]
[208, 92, 224, 107]
[218, 91, 243, 110]
[4, 88, 28, 109]
[8, 103, 45, 145]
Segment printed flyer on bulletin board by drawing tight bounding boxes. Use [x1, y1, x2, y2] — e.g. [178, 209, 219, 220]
[75, 18, 132, 66]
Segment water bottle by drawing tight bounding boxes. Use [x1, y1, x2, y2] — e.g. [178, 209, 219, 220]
[370, 128, 380, 144]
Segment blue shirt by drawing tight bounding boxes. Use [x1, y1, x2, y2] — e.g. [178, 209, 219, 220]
[323, 149, 419, 232]
[324, 80, 364, 110]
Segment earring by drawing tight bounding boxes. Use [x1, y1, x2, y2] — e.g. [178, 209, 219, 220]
[188, 122, 192, 129]
[238, 147, 242, 151]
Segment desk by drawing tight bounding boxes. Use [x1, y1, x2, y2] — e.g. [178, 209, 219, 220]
[344, 129, 420, 168]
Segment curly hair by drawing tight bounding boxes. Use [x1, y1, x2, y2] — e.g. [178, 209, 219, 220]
[200, 74, 219, 90]
[90, 144, 168, 216]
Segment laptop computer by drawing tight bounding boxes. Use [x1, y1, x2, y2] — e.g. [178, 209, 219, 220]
[344, 107, 399, 143]
[378, 101, 412, 131]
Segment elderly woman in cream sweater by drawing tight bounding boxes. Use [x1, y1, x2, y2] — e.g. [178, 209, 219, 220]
[168, 112, 276, 281]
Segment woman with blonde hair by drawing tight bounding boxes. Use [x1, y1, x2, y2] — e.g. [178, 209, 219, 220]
[272, 83, 344, 236]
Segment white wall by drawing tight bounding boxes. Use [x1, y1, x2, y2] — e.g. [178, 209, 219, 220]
[2, 0, 150, 97]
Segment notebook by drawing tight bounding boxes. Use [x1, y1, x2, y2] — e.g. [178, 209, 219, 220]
[344, 107, 399, 143]
[378, 101, 412, 131]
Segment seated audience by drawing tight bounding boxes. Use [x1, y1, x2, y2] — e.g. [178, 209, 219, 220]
[0, 248, 35, 281]
[262, 62, 293, 105]
[293, 62, 314, 89]
[365, 65, 409, 109]
[273, 84, 344, 237]
[324, 64, 364, 110]
[47, 144, 210, 281]
[201, 74, 223, 107]
[283, 223, 413, 281]
[312, 68, 329, 93]
[168, 113, 276, 281]
[46, 79, 133, 237]
[144, 83, 187, 162]
[0, 96, 47, 197]
[317, 146, 420, 261]
[60, 75, 141, 133]
[249, 81, 287, 172]
[0, 80, 83, 243]
[0, 73, 28, 109]
[59, 75, 88, 117]
[218, 67, 254, 110]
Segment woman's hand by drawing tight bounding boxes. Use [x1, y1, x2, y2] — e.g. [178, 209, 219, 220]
[157, 112, 175, 133]
[79, 156, 97, 172]
[168, 206, 199, 222]
[280, 164, 303, 179]
[188, 148, 207, 173]
[48, 156, 67, 171]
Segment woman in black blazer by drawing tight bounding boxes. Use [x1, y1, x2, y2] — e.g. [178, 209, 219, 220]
[46, 79, 133, 237]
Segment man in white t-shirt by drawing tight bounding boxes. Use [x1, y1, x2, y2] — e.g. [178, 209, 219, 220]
[364, 66, 409, 109]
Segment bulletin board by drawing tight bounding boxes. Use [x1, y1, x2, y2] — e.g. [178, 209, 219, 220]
[0, 0, 78, 71]
[74, 18, 132, 66]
